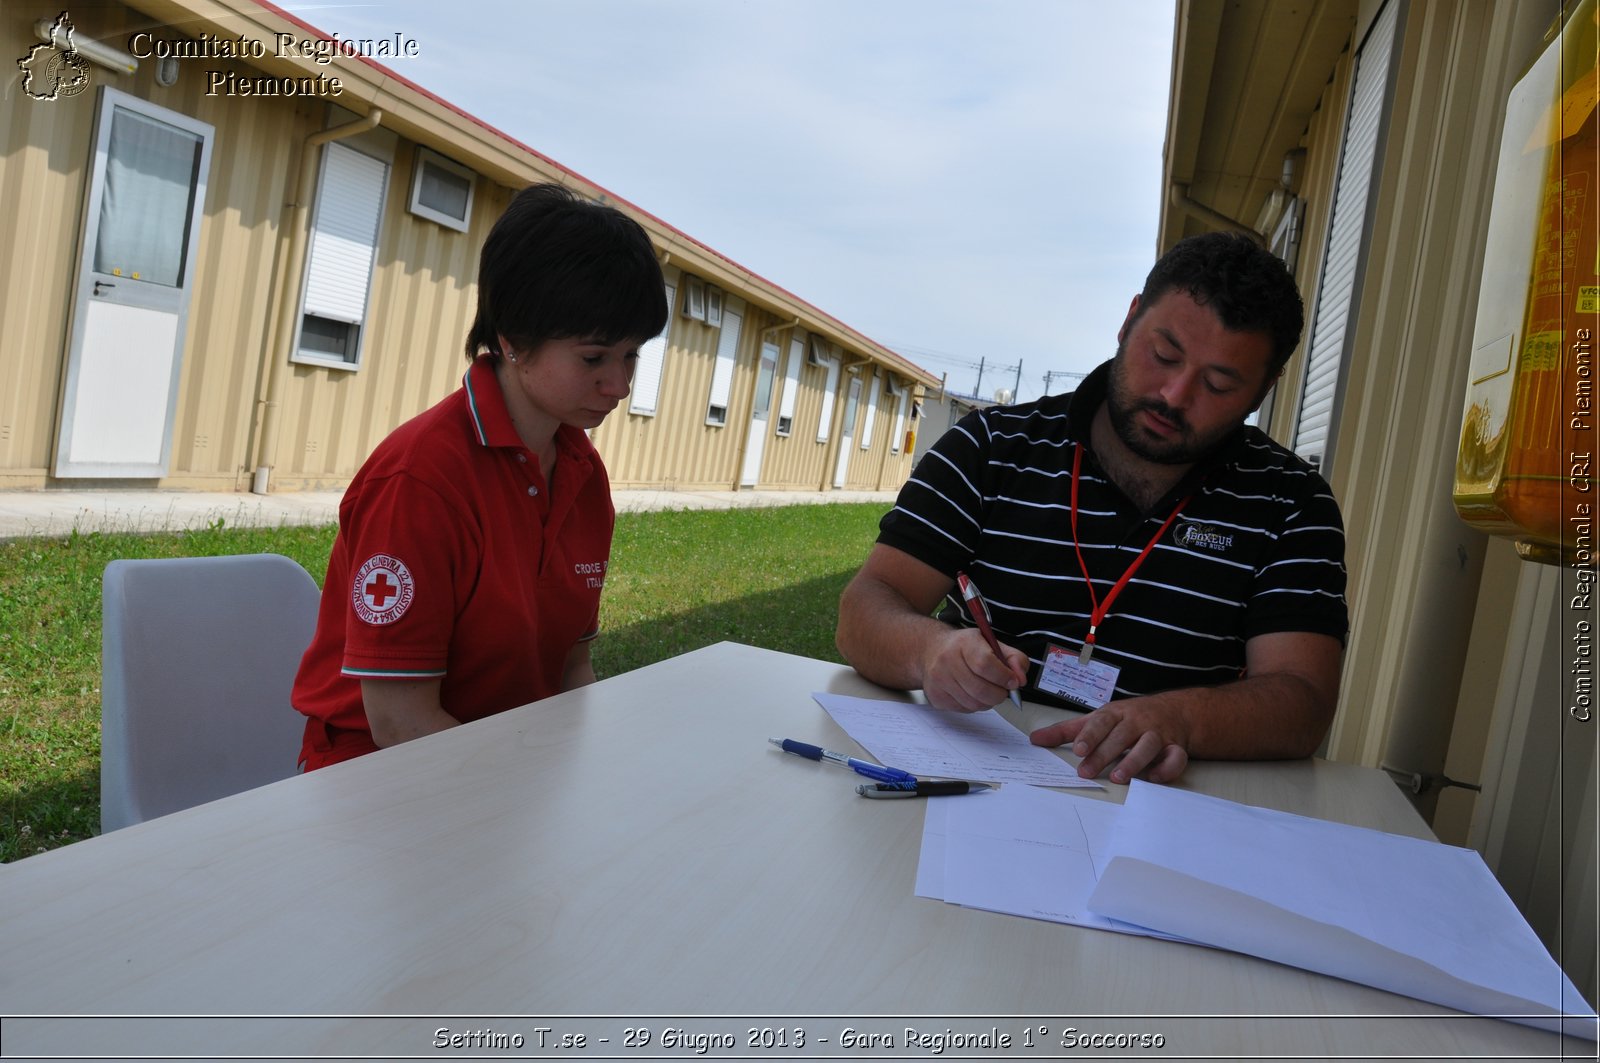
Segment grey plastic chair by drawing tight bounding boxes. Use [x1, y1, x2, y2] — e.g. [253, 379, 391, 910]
[100, 553, 320, 832]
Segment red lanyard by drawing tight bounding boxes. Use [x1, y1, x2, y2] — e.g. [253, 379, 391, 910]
[1069, 443, 1191, 663]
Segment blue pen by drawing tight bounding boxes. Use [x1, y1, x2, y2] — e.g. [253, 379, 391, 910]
[769, 738, 917, 784]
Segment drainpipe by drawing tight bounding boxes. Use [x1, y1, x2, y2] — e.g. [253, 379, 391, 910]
[1168, 182, 1266, 247]
[761, 318, 800, 341]
[251, 109, 383, 494]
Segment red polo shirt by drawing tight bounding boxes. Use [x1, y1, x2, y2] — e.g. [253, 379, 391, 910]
[293, 357, 614, 769]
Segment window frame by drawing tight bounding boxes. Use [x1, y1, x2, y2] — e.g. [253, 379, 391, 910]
[815, 343, 840, 443]
[290, 140, 390, 372]
[628, 279, 677, 417]
[858, 368, 881, 450]
[775, 333, 804, 437]
[705, 303, 742, 427]
[683, 277, 706, 321]
[406, 146, 475, 233]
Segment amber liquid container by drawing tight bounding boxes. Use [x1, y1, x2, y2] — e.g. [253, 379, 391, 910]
[1455, 2, 1599, 565]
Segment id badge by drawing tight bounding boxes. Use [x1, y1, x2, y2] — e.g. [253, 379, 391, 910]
[1037, 642, 1119, 709]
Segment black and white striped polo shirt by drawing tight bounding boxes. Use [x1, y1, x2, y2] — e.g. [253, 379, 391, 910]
[879, 363, 1348, 705]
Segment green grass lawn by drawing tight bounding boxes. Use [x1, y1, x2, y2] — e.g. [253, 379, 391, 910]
[0, 503, 884, 861]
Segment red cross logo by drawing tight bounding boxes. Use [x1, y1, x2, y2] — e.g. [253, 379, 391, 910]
[352, 555, 415, 625]
[364, 573, 398, 607]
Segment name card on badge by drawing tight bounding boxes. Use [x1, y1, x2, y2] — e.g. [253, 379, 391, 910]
[1038, 642, 1119, 709]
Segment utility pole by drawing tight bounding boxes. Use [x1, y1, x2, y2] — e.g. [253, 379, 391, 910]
[1012, 360, 1023, 403]
[1042, 370, 1087, 395]
[973, 357, 985, 397]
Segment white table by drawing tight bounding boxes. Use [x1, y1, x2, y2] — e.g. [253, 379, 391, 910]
[0, 642, 1573, 1058]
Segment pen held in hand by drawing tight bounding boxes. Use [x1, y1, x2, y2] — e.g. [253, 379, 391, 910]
[956, 571, 1024, 708]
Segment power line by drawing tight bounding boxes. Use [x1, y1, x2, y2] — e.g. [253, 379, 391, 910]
[1042, 370, 1088, 396]
[883, 338, 1085, 404]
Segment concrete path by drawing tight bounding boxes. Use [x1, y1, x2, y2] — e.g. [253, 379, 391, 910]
[0, 487, 899, 541]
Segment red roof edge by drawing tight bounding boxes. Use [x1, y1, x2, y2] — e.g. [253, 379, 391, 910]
[253, 0, 932, 383]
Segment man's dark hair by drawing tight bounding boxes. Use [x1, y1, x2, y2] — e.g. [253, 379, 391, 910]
[1136, 232, 1305, 373]
[465, 184, 667, 361]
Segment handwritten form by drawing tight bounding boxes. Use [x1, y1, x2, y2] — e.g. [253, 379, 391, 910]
[811, 692, 1100, 788]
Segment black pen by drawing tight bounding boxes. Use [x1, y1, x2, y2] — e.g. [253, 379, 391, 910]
[856, 781, 997, 799]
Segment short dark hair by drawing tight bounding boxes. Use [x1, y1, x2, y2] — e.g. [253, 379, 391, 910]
[465, 184, 667, 361]
[1135, 232, 1304, 373]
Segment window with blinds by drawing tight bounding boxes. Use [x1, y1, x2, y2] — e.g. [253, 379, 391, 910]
[705, 305, 742, 426]
[815, 342, 840, 443]
[859, 369, 881, 449]
[1291, 0, 1399, 474]
[629, 281, 676, 416]
[293, 141, 389, 370]
[776, 333, 804, 436]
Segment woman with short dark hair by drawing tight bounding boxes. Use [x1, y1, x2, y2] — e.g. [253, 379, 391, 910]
[292, 184, 667, 770]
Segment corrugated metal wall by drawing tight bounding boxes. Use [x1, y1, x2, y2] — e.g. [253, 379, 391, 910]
[0, 6, 112, 485]
[759, 332, 843, 489]
[267, 147, 493, 490]
[594, 272, 752, 489]
[1273, 0, 1595, 1005]
[2, 2, 321, 491]
[837, 367, 916, 490]
[591, 274, 917, 493]
[172, 86, 305, 489]
[1, 0, 925, 497]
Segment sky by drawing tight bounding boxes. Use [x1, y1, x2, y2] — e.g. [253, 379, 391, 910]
[290, 1, 1176, 403]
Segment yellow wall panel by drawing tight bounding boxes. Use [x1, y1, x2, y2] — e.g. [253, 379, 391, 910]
[0, 0, 927, 498]
[0, 8, 97, 482]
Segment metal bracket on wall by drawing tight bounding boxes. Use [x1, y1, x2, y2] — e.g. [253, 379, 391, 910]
[1381, 764, 1483, 796]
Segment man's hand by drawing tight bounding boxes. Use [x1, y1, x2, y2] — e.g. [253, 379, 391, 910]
[1029, 697, 1190, 783]
[1027, 633, 1343, 784]
[838, 544, 1031, 710]
[922, 626, 1030, 712]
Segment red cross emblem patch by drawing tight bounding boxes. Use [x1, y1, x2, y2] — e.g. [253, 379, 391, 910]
[352, 554, 415, 625]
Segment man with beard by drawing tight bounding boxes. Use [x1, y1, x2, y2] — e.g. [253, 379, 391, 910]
[835, 232, 1347, 785]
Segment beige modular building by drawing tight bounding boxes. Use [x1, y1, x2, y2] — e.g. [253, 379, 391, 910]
[0, 0, 936, 499]
[1170, 0, 1596, 1004]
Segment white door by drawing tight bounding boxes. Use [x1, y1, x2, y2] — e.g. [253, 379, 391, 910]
[833, 375, 862, 487]
[54, 87, 213, 478]
[740, 341, 779, 486]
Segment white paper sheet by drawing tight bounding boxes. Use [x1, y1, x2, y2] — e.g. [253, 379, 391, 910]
[936, 782, 1172, 938]
[914, 797, 949, 900]
[812, 692, 1100, 788]
[1086, 781, 1598, 1039]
